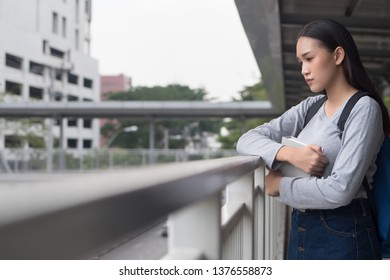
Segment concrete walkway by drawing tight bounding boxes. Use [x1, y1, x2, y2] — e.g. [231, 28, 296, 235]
[96, 220, 168, 260]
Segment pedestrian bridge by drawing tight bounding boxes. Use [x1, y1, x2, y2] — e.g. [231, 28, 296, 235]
[2, 0, 388, 260]
[0, 156, 287, 260]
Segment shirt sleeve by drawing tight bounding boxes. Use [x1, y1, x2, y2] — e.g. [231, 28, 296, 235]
[236, 96, 322, 169]
[279, 97, 384, 209]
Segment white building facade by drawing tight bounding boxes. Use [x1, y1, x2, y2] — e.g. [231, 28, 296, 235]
[0, 0, 99, 150]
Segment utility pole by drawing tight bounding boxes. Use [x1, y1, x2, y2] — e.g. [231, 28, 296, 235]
[46, 67, 55, 172]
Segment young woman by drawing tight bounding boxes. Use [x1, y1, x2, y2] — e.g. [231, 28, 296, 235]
[236, 19, 390, 260]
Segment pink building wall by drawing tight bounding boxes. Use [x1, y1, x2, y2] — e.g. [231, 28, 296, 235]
[100, 74, 132, 147]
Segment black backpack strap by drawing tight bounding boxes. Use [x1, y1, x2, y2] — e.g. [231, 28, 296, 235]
[363, 177, 378, 221]
[304, 96, 327, 127]
[337, 91, 378, 228]
[337, 91, 369, 138]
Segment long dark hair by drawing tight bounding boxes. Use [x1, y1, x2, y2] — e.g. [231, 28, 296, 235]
[297, 19, 390, 136]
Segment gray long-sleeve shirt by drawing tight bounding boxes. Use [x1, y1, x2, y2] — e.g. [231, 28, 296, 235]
[236, 94, 384, 210]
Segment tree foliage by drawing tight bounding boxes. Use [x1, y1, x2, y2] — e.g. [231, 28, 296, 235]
[218, 81, 270, 149]
[103, 84, 221, 149]
[107, 84, 208, 101]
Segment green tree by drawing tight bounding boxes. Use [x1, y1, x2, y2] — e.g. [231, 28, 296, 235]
[103, 84, 222, 149]
[108, 84, 208, 101]
[236, 81, 269, 101]
[218, 81, 270, 149]
[0, 92, 47, 148]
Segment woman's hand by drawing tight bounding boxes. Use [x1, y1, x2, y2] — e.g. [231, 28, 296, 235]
[265, 170, 282, 197]
[277, 145, 328, 177]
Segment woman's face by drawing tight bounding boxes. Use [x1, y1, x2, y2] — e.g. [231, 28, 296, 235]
[296, 36, 339, 93]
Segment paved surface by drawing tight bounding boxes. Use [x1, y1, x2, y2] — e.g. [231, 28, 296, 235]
[97, 221, 168, 260]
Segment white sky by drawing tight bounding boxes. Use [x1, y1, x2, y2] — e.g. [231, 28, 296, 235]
[90, 0, 261, 101]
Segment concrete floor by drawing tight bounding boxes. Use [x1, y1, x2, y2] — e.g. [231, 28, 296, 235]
[96, 221, 168, 260]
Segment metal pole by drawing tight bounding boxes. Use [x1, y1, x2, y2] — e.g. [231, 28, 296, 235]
[58, 118, 65, 170]
[46, 67, 54, 172]
[149, 118, 155, 164]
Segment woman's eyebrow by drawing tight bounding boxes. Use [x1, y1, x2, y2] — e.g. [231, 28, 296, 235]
[296, 50, 312, 59]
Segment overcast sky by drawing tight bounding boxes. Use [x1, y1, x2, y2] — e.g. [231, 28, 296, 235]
[90, 0, 260, 101]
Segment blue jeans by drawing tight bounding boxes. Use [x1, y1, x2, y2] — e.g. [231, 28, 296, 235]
[287, 199, 382, 259]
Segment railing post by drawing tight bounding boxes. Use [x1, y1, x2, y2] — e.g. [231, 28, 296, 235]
[264, 190, 272, 259]
[225, 170, 255, 259]
[254, 164, 266, 260]
[165, 192, 222, 259]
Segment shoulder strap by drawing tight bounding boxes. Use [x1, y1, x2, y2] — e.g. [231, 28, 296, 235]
[304, 91, 370, 133]
[337, 91, 369, 136]
[337, 91, 378, 226]
[304, 96, 327, 127]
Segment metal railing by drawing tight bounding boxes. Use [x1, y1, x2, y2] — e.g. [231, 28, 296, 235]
[0, 148, 238, 172]
[0, 156, 287, 260]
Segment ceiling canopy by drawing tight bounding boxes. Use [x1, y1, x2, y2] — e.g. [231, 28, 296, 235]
[236, 0, 390, 112]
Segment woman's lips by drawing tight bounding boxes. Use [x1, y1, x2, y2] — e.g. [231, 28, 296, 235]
[305, 79, 313, 85]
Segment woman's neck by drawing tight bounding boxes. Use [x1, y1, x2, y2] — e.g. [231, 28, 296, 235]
[323, 81, 358, 117]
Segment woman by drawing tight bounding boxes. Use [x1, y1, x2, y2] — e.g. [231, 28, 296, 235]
[236, 19, 390, 259]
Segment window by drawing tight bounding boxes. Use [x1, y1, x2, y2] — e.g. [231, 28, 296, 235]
[42, 40, 48, 54]
[83, 139, 92, 149]
[67, 138, 78, 148]
[5, 81, 22, 96]
[67, 73, 78, 85]
[50, 47, 65, 59]
[83, 78, 93, 88]
[29, 86, 44, 100]
[29, 61, 45, 75]
[67, 118, 78, 127]
[52, 12, 58, 34]
[62, 17, 67, 37]
[67, 95, 78, 101]
[53, 91, 63, 101]
[75, 0, 79, 23]
[54, 69, 63, 81]
[83, 119, 92, 128]
[85, 0, 90, 15]
[5, 53, 23, 69]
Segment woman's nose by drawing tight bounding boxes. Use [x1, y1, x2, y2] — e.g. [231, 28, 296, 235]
[301, 64, 309, 76]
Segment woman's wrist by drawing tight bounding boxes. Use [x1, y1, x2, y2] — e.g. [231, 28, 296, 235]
[276, 145, 295, 163]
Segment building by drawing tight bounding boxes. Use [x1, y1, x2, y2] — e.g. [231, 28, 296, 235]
[100, 74, 132, 100]
[0, 0, 99, 150]
[100, 74, 132, 147]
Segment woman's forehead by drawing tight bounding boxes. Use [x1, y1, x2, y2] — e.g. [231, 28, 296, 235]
[296, 37, 322, 56]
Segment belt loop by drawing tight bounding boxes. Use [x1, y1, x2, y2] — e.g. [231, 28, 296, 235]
[319, 210, 324, 221]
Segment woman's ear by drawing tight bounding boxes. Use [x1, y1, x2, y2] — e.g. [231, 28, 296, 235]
[334, 46, 345, 65]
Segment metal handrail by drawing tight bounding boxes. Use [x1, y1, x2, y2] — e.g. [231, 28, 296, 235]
[0, 155, 278, 259]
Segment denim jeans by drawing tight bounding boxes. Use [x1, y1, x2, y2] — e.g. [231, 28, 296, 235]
[287, 198, 382, 259]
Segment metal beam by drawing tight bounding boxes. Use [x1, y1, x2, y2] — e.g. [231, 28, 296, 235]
[345, 0, 363, 17]
[0, 101, 279, 119]
[235, 0, 285, 112]
[282, 43, 390, 58]
[280, 13, 390, 30]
